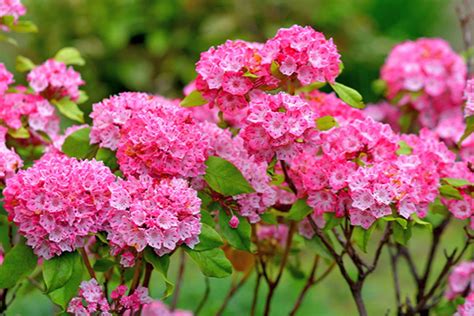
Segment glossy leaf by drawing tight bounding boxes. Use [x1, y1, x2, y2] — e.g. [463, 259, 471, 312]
[204, 156, 254, 196]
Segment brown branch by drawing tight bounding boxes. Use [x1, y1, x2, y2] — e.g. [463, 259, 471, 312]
[216, 270, 252, 316]
[171, 249, 186, 310]
[251, 269, 262, 316]
[129, 252, 143, 295]
[79, 248, 96, 279]
[142, 263, 153, 288]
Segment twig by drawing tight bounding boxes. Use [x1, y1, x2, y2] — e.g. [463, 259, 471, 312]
[194, 277, 210, 316]
[171, 249, 186, 310]
[251, 268, 262, 316]
[142, 263, 153, 288]
[216, 270, 252, 315]
[79, 248, 96, 279]
[129, 252, 143, 294]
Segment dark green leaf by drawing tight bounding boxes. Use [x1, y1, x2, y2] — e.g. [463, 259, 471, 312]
[392, 222, 412, 246]
[352, 225, 376, 253]
[323, 213, 342, 230]
[460, 115, 474, 144]
[52, 98, 84, 123]
[204, 156, 254, 196]
[144, 248, 174, 298]
[48, 252, 83, 309]
[0, 242, 37, 289]
[62, 127, 97, 159]
[8, 126, 30, 139]
[442, 178, 473, 187]
[93, 259, 115, 272]
[329, 82, 364, 109]
[43, 252, 78, 293]
[411, 214, 432, 232]
[180, 90, 208, 107]
[287, 199, 312, 221]
[381, 216, 408, 229]
[95, 148, 118, 170]
[439, 184, 463, 200]
[54, 47, 85, 66]
[185, 247, 232, 278]
[194, 223, 224, 251]
[218, 211, 251, 251]
[316, 115, 338, 131]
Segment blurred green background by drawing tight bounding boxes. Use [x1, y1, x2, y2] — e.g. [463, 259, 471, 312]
[0, 0, 468, 315]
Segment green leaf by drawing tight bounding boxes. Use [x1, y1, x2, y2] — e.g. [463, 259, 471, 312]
[381, 216, 407, 229]
[429, 198, 449, 216]
[194, 223, 224, 251]
[185, 248, 232, 278]
[8, 126, 30, 139]
[144, 248, 174, 298]
[372, 79, 387, 95]
[1, 16, 15, 27]
[76, 90, 89, 104]
[0, 33, 18, 46]
[306, 234, 333, 261]
[316, 115, 338, 131]
[52, 98, 84, 123]
[48, 252, 83, 309]
[287, 199, 313, 221]
[260, 213, 278, 224]
[204, 156, 254, 196]
[180, 90, 208, 107]
[54, 47, 85, 66]
[0, 242, 37, 289]
[442, 178, 473, 187]
[323, 213, 342, 230]
[43, 252, 79, 293]
[396, 140, 413, 156]
[16, 55, 36, 72]
[352, 225, 376, 253]
[392, 221, 412, 246]
[62, 127, 97, 159]
[243, 71, 259, 79]
[460, 115, 474, 144]
[218, 211, 251, 251]
[93, 259, 115, 272]
[270, 61, 284, 79]
[329, 82, 364, 109]
[411, 214, 432, 232]
[95, 148, 118, 170]
[439, 184, 463, 200]
[9, 21, 38, 33]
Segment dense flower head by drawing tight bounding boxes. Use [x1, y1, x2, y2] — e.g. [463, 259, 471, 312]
[465, 79, 474, 117]
[116, 100, 211, 179]
[256, 224, 289, 248]
[0, 63, 13, 95]
[204, 122, 276, 222]
[302, 90, 366, 125]
[455, 293, 474, 316]
[364, 101, 401, 132]
[3, 153, 116, 259]
[239, 91, 318, 163]
[0, 88, 60, 136]
[0, 0, 26, 22]
[446, 261, 474, 300]
[381, 38, 466, 127]
[261, 25, 341, 85]
[107, 175, 201, 257]
[0, 126, 22, 179]
[89, 92, 176, 150]
[141, 301, 193, 316]
[27, 59, 84, 101]
[290, 118, 452, 231]
[68, 279, 152, 315]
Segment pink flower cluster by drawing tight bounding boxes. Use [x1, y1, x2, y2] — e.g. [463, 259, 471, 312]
[0, 63, 13, 95]
[257, 224, 289, 248]
[290, 118, 453, 233]
[89, 92, 175, 150]
[364, 101, 401, 132]
[446, 261, 474, 300]
[260, 25, 341, 85]
[107, 175, 201, 257]
[381, 38, 466, 128]
[204, 123, 276, 222]
[455, 293, 474, 316]
[465, 79, 474, 117]
[0, 0, 25, 22]
[240, 91, 317, 162]
[141, 301, 193, 316]
[68, 279, 151, 315]
[116, 100, 211, 179]
[3, 153, 116, 259]
[27, 59, 84, 101]
[0, 126, 22, 179]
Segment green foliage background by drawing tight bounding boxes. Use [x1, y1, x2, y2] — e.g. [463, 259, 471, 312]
[0, 0, 466, 315]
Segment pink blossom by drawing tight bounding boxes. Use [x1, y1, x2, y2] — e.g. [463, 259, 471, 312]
[0, 0, 26, 26]
[3, 153, 116, 259]
[381, 38, 466, 128]
[27, 59, 84, 101]
[446, 262, 474, 300]
[229, 215, 239, 229]
[257, 224, 289, 248]
[0, 126, 22, 180]
[455, 292, 474, 316]
[465, 79, 474, 117]
[106, 175, 201, 257]
[0, 63, 13, 95]
[141, 300, 193, 316]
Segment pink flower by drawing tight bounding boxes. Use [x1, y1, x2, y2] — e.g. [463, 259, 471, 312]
[229, 215, 239, 229]
[381, 38, 466, 128]
[27, 59, 84, 101]
[0, 0, 26, 26]
[446, 262, 474, 300]
[465, 79, 474, 117]
[106, 175, 201, 257]
[141, 300, 193, 316]
[3, 153, 116, 259]
[455, 292, 474, 316]
[0, 63, 13, 95]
